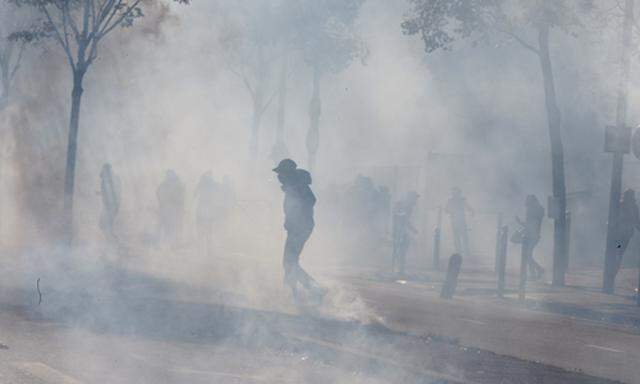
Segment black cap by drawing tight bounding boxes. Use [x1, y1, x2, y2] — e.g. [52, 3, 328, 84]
[272, 158, 297, 173]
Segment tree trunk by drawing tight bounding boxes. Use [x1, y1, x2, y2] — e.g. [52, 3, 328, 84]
[0, 56, 9, 111]
[306, 64, 321, 172]
[62, 68, 86, 246]
[249, 45, 266, 162]
[271, 54, 289, 163]
[249, 98, 262, 162]
[603, 0, 634, 294]
[537, 25, 567, 286]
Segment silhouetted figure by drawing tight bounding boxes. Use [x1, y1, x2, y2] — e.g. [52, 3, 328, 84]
[612, 189, 640, 276]
[375, 185, 391, 235]
[217, 175, 236, 239]
[516, 195, 545, 280]
[273, 159, 325, 302]
[446, 187, 473, 258]
[391, 191, 419, 276]
[343, 175, 390, 255]
[99, 163, 121, 239]
[157, 169, 185, 245]
[195, 171, 218, 255]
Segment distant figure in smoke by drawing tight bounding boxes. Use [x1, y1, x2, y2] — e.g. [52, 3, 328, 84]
[194, 171, 218, 255]
[157, 169, 185, 245]
[391, 191, 419, 276]
[99, 163, 121, 239]
[446, 187, 473, 258]
[516, 194, 545, 280]
[376, 186, 391, 234]
[611, 189, 640, 276]
[217, 175, 236, 239]
[273, 159, 325, 302]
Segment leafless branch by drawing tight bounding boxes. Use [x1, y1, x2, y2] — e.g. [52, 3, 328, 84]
[227, 61, 256, 97]
[495, 26, 540, 55]
[260, 88, 278, 115]
[36, 0, 76, 70]
[9, 42, 26, 83]
[101, 0, 143, 37]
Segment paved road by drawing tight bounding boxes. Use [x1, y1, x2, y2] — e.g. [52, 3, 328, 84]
[347, 277, 640, 384]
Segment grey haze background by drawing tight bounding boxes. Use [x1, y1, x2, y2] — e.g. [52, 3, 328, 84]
[0, 0, 637, 313]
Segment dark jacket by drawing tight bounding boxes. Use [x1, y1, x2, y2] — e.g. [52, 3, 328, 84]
[524, 203, 544, 242]
[281, 169, 316, 232]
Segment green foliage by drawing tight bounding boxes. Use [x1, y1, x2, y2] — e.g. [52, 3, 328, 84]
[402, 0, 592, 54]
[5, 0, 189, 71]
[291, 0, 367, 74]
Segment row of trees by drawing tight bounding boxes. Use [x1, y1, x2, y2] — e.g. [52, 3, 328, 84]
[402, 0, 633, 292]
[1, 0, 632, 295]
[1, 0, 367, 246]
[4, 0, 189, 245]
[219, 0, 367, 170]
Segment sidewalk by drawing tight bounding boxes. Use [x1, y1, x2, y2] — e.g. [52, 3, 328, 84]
[336, 266, 640, 384]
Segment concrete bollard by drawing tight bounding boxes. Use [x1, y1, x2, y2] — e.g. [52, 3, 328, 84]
[441, 254, 463, 299]
[497, 225, 509, 298]
[432, 227, 441, 270]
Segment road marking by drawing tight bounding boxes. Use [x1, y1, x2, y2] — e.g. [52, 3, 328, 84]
[460, 318, 487, 325]
[12, 362, 83, 384]
[586, 345, 623, 353]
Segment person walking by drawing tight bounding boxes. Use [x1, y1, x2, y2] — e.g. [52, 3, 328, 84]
[391, 191, 419, 276]
[99, 163, 121, 240]
[273, 159, 325, 302]
[516, 194, 545, 280]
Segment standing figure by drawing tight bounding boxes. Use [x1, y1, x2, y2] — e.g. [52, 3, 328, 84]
[99, 163, 121, 240]
[391, 191, 419, 276]
[446, 187, 473, 258]
[156, 169, 185, 245]
[195, 171, 217, 256]
[273, 159, 325, 301]
[516, 194, 545, 280]
[612, 189, 640, 276]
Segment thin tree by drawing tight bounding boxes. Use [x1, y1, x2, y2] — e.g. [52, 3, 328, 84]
[0, 1, 39, 110]
[219, 0, 280, 163]
[291, 0, 366, 171]
[11, 0, 189, 245]
[403, 0, 592, 286]
[603, 0, 634, 294]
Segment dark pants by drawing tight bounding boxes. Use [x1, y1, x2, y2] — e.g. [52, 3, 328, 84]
[524, 237, 544, 279]
[612, 231, 633, 276]
[283, 226, 316, 294]
[392, 236, 409, 275]
[452, 221, 471, 257]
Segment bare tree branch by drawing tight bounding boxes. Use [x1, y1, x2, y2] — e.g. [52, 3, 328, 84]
[260, 88, 279, 116]
[36, 0, 76, 70]
[100, 0, 143, 37]
[494, 26, 540, 55]
[9, 42, 26, 83]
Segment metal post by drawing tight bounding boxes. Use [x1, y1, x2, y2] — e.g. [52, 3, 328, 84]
[433, 227, 441, 270]
[433, 206, 443, 270]
[497, 225, 509, 298]
[441, 254, 462, 299]
[637, 259, 640, 306]
[519, 240, 528, 301]
[495, 213, 503, 273]
[637, 244, 640, 306]
[603, 0, 634, 294]
[564, 211, 571, 273]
